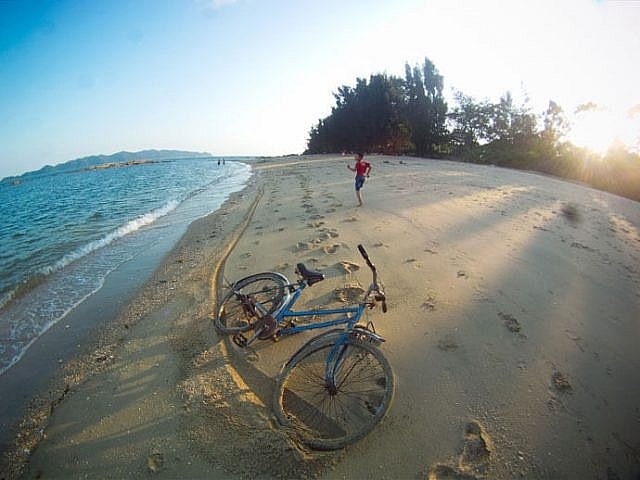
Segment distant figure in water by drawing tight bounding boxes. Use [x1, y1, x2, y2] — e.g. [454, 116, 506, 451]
[347, 152, 371, 206]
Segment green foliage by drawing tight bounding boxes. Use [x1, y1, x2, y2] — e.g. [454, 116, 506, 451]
[306, 73, 411, 154]
[306, 57, 447, 156]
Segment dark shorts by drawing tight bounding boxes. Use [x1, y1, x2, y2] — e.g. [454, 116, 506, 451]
[355, 175, 366, 191]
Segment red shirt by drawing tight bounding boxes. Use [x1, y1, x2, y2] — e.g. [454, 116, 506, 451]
[355, 161, 370, 176]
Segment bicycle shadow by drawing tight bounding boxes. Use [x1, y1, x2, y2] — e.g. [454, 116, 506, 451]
[217, 331, 307, 407]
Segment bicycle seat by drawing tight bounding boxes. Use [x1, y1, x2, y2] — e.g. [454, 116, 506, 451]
[295, 263, 325, 286]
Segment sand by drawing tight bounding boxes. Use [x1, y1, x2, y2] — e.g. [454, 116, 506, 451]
[2, 155, 639, 479]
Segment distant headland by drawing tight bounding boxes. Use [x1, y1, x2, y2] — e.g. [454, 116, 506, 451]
[1, 150, 213, 183]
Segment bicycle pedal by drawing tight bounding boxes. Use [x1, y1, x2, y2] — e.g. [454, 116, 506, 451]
[232, 333, 248, 348]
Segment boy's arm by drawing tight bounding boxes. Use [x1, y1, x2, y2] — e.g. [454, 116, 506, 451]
[347, 164, 355, 172]
[366, 164, 372, 176]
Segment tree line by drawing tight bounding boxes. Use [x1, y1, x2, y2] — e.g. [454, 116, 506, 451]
[305, 57, 640, 202]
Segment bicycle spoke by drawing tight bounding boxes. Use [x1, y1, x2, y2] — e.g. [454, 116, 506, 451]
[275, 338, 394, 449]
[215, 272, 288, 334]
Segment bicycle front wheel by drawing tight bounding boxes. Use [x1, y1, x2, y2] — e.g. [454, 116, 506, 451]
[215, 272, 289, 334]
[273, 337, 395, 450]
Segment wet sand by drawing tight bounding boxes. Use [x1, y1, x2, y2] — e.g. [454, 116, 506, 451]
[3, 155, 640, 479]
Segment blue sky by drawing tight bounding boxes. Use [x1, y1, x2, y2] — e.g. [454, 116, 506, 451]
[1, 0, 639, 179]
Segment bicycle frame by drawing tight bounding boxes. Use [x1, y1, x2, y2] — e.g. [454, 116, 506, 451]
[273, 280, 365, 339]
[230, 245, 394, 449]
[225, 243, 386, 394]
[232, 245, 385, 349]
[269, 281, 377, 392]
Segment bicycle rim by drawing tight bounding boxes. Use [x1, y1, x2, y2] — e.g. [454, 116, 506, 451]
[215, 272, 288, 334]
[274, 337, 394, 450]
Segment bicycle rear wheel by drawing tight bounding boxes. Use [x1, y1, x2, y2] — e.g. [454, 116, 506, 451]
[215, 272, 289, 334]
[273, 336, 395, 450]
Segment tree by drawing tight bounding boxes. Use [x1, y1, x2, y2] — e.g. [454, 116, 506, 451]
[542, 100, 570, 146]
[487, 92, 536, 143]
[447, 91, 493, 152]
[403, 58, 448, 155]
[306, 73, 411, 154]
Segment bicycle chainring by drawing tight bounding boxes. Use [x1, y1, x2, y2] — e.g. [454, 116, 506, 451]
[255, 314, 279, 340]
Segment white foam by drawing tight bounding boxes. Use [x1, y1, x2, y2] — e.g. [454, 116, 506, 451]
[44, 200, 179, 275]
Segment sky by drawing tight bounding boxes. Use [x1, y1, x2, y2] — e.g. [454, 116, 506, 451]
[1, 0, 639, 179]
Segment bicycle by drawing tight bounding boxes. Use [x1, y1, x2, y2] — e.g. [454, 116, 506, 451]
[215, 244, 395, 450]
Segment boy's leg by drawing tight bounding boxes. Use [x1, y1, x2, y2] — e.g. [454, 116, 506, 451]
[355, 176, 365, 206]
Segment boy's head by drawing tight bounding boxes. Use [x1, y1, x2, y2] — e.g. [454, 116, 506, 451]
[355, 152, 363, 161]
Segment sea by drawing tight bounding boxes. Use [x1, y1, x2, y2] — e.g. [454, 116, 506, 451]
[0, 156, 252, 377]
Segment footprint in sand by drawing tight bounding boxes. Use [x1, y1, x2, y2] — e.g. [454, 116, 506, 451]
[428, 465, 478, 480]
[551, 371, 573, 393]
[147, 453, 165, 473]
[437, 334, 459, 352]
[293, 241, 311, 252]
[428, 421, 492, 480]
[405, 258, 424, 269]
[335, 284, 365, 303]
[273, 262, 291, 272]
[323, 244, 340, 254]
[314, 230, 339, 243]
[340, 261, 360, 274]
[421, 295, 436, 311]
[498, 312, 522, 333]
[459, 421, 492, 475]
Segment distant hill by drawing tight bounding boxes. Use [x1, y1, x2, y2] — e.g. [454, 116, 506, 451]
[36, 150, 213, 175]
[3, 150, 213, 182]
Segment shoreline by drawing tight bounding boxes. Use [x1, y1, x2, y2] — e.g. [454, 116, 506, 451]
[0, 172, 263, 478]
[3, 155, 640, 479]
[0, 160, 251, 456]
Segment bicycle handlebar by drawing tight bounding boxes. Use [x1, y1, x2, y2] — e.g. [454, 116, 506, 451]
[357, 244, 387, 313]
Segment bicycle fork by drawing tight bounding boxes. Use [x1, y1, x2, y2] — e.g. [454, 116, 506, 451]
[324, 336, 355, 395]
[323, 330, 385, 395]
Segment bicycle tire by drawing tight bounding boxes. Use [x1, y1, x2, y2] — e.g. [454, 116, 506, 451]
[215, 272, 289, 334]
[273, 336, 395, 450]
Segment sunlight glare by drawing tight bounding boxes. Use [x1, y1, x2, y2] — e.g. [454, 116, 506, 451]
[568, 107, 640, 154]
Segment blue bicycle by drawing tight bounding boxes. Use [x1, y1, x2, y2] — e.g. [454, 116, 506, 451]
[215, 245, 395, 450]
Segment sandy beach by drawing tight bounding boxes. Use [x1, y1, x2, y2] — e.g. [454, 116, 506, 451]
[2, 155, 639, 479]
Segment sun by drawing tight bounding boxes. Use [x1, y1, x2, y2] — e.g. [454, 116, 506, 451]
[567, 106, 639, 155]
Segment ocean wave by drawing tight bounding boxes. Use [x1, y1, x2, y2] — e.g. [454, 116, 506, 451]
[0, 160, 252, 376]
[0, 263, 112, 376]
[43, 199, 180, 275]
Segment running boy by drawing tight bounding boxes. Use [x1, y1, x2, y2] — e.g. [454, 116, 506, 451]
[347, 153, 371, 206]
